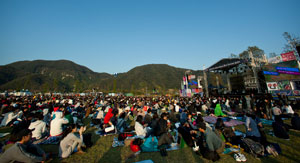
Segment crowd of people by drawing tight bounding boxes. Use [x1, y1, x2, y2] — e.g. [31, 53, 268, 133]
[0, 93, 299, 162]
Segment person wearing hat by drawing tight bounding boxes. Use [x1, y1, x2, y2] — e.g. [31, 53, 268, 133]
[0, 128, 47, 163]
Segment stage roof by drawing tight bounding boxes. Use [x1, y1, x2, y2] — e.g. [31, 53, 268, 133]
[206, 58, 248, 71]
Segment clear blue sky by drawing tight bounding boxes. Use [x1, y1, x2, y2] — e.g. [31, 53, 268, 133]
[0, 0, 299, 74]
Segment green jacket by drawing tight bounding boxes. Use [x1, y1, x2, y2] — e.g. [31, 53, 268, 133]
[214, 104, 225, 117]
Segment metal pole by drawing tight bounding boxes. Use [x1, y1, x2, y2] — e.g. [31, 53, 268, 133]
[249, 50, 261, 93]
[203, 65, 209, 97]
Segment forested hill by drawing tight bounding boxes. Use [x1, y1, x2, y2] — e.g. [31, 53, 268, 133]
[0, 60, 203, 93]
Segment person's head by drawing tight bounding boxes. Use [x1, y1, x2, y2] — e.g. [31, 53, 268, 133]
[35, 112, 44, 120]
[119, 112, 126, 119]
[16, 128, 34, 144]
[70, 124, 79, 132]
[147, 108, 152, 114]
[215, 118, 225, 130]
[152, 113, 159, 120]
[161, 112, 168, 120]
[197, 122, 206, 133]
[136, 115, 144, 124]
[196, 115, 204, 124]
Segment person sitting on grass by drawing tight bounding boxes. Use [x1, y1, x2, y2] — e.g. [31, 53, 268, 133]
[59, 124, 86, 158]
[272, 116, 290, 139]
[0, 128, 48, 163]
[193, 122, 224, 162]
[154, 113, 173, 157]
[135, 115, 148, 138]
[28, 112, 48, 143]
[245, 113, 261, 142]
[214, 103, 225, 117]
[40, 110, 69, 144]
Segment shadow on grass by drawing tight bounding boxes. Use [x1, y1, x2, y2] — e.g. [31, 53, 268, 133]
[98, 146, 122, 163]
[279, 153, 300, 163]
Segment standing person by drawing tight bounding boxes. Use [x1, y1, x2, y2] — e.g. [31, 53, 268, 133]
[264, 99, 272, 120]
[272, 116, 290, 139]
[272, 104, 282, 117]
[59, 124, 86, 158]
[0, 129, 47, 163]
[291, 113, 300, 130]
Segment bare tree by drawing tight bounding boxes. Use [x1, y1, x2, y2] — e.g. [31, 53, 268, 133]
[268, 52, 278, 58]
[283, 32, 300, 53]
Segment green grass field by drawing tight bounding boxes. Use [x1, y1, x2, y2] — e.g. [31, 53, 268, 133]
[1, 117, 300, 163]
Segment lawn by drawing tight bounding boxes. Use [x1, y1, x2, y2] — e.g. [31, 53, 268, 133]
[1, 116, 300, 163]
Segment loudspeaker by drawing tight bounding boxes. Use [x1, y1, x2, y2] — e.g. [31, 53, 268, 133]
[296, 45, 300, 56]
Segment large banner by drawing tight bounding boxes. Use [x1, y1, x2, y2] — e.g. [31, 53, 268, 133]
[281, 51, 296, 62]
[267, 82, 279, 91]
[263, 60, 300, 82]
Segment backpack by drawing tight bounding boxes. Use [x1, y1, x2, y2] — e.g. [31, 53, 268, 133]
[241, 138, 264, 157]
[83, 133, 93, 148]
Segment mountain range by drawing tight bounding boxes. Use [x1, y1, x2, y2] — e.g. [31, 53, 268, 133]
[0, 60, 215, 94]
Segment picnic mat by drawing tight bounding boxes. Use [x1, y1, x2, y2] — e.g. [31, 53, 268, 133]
[204, 116, 244, 127]
[260, 119, 274, 126]
[224, 120, 244, 127]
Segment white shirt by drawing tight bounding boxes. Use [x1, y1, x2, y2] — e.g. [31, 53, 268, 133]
[202, 104, 208, 112]
[1, 112, 18, 127]
[286, 105, 294, 114]
[175, 104, 180, 112]
[51, 111, 63, 120]
[50, 117, 69, 136]
[135, 122, 147, 138]
[96, 110, 104, 119]
[29, 120, 47, 139]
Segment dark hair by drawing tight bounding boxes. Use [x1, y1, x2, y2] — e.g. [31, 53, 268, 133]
[215, 118, 225, 130]
[119, 112, 126, 119]
[62, 124, 78, 139]
[196, 115, 204, 124]
[147, 108, 152, 113]
[197, 122, 206, 130]
[152, 113, 159, 120]
[136, 115, 144, 124]
[112, 108, 119, 115]
[35, 112, 44, 120]
[132, 138, 143, 146]
[160, 112, 168, 119]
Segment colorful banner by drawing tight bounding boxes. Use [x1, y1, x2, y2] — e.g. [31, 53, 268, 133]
[277, 70, 300, 75]
[188, 75, 196, 80]
[275, 67, 299, 72]
[281, 51, 296, 62]
[277, 80, 292, 90]
[263, 71, 279, 76]
[268, 56, 282, 64]
[267, 82, 279, 91]
[262, 60, 300, 82]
